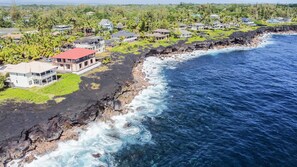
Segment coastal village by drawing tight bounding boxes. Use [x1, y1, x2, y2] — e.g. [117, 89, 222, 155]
[0, 4, 295, 103]
[0, 3, 297, 166]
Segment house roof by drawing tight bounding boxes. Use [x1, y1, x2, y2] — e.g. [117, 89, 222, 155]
[193, 23, 204, 26]
[0, 28, 20, 36]
[99, 19, 112, 25]
[179, 23, 187, 27]
[191, 14, 201, 18]
[1, 33, 23, 39]
[147, 33, 167, 38]
[154, 29, 170, 33]
[241, 18, 251, 22]
[53, 25, 72, 28]
[74, 36, 104, 44]
[53, 48, 96, 60]
[5, 61, 57, 74]
[180, 29, 192, 35]
[112, 30, 137, 39]
[117, 23, 124, 29]
[210, 14, 219, 17]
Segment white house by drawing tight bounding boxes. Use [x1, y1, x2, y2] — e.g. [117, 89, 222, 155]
[74, 36, 105, 53]
[191, 23, 205, 30]
[52, 25, 73, 33]
[99, 19, 113, 31]
[4, 61, 58, 88]
[111, 30, 138, 42]
[210, 14, 220, 20]
[179, 29, 192, 38]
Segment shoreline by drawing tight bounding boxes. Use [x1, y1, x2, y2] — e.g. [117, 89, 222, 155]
[2, 25, 297, 166]
[14, 31, 287, 166]
[8, 61, 150, 166]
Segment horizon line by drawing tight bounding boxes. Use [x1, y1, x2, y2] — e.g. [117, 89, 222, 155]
[0, 2, 297, 6]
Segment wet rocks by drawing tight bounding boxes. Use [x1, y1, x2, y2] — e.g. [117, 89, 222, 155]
[92, 153, 101, 158]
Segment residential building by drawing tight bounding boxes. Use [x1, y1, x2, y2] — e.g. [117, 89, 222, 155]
[81, 27, 95, 36]
[210, 14, 220, 20]
[267, 17, 291, 24]
[4, 61, 58, 88]
[74, 36, 105, 53]
[178, 23, 187, 30]
[3, 16, 11, 22]
[191, 23, 205, 30]
[212, 21, 228, 29]
[52, 25, 73, 32]
[116, 23, 124, 30]
[86, 11, 95, 16]
[23, 15, 31, 23]
[99, 19, 113, 31]
[178, 29, 192, 38]
[0, 28, 20, 37]
[153, 29, 170, 36]
[241, 18, 257, 26]
[1, 33, 23, 41]
[111, 30, 138, 42]
[146, 33, 167, 41]
[52, 48, 96, 72]
[191, 14, 201, 18]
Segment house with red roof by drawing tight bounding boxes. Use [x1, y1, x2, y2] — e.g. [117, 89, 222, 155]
[52, 48, 96, 72]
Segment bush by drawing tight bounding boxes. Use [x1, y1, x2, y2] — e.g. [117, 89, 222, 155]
[0, 75, 6, 90]
[102, 57, 112, 64]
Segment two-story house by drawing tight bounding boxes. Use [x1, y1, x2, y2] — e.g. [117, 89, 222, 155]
[74, 36, 105, 53]
[52, 48, 96, 72]
[5, 61, 58, 88]
[99, 19, 113, 31]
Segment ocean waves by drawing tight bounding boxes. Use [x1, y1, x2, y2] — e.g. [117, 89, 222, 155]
[21, 33, 289, 167]
[23, 57, 168, 167]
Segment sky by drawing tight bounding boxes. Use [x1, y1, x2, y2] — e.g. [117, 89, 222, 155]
[0, 0, 296, 5]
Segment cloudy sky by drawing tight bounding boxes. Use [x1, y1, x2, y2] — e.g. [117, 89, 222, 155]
[1, 0, 296, 5]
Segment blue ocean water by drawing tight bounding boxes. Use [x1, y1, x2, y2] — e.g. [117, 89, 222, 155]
[23, 34, 297, 167]
[114, 35, 297, 166]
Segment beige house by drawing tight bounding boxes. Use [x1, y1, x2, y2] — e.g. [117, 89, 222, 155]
[4, 61, 58, 88]
[52, 48, 96, 72]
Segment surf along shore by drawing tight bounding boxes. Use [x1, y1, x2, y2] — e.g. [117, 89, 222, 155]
[1, 25, 297, 166]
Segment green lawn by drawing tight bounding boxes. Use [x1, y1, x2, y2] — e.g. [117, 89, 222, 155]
[111, 38, 181, 54]
[0, 73, 81, 104]
[186, 36, 206, 44]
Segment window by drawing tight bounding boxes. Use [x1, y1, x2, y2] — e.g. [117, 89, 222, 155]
[79, 63, 82, 69]
[84, 61, 88, 66]
[66, 64, 71, 69]
[29, 81, 32, 85]
[90, 59, 93, 64]
[16, 80, 18, 83]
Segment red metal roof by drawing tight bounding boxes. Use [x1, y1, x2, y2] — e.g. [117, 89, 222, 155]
[53, 48, 96, 60]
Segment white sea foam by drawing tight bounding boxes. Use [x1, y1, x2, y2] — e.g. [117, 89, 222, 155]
[9, 33, 276, 167]
[13, 57, 169, 167]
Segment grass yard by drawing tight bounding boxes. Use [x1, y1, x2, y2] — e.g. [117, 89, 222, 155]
[0, 73, 81, 104]
[186, 36, 206, 44]
[111, 38, 181, 54]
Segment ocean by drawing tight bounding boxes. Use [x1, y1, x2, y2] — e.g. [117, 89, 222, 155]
[23, 34, 297, 167]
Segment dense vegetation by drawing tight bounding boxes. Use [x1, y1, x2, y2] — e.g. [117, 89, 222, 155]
[0, 73, 81, 104]
[0, 4, 297, 63]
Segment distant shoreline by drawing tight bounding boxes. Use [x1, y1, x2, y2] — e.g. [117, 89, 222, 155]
[0, 2, 295, 7]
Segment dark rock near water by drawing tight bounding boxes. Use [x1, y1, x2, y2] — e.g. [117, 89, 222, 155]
[0, 25, 297, 166]
[92, 153, 101, 158]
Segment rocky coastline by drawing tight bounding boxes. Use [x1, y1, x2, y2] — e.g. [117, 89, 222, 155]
[1, 25, 297, 166]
